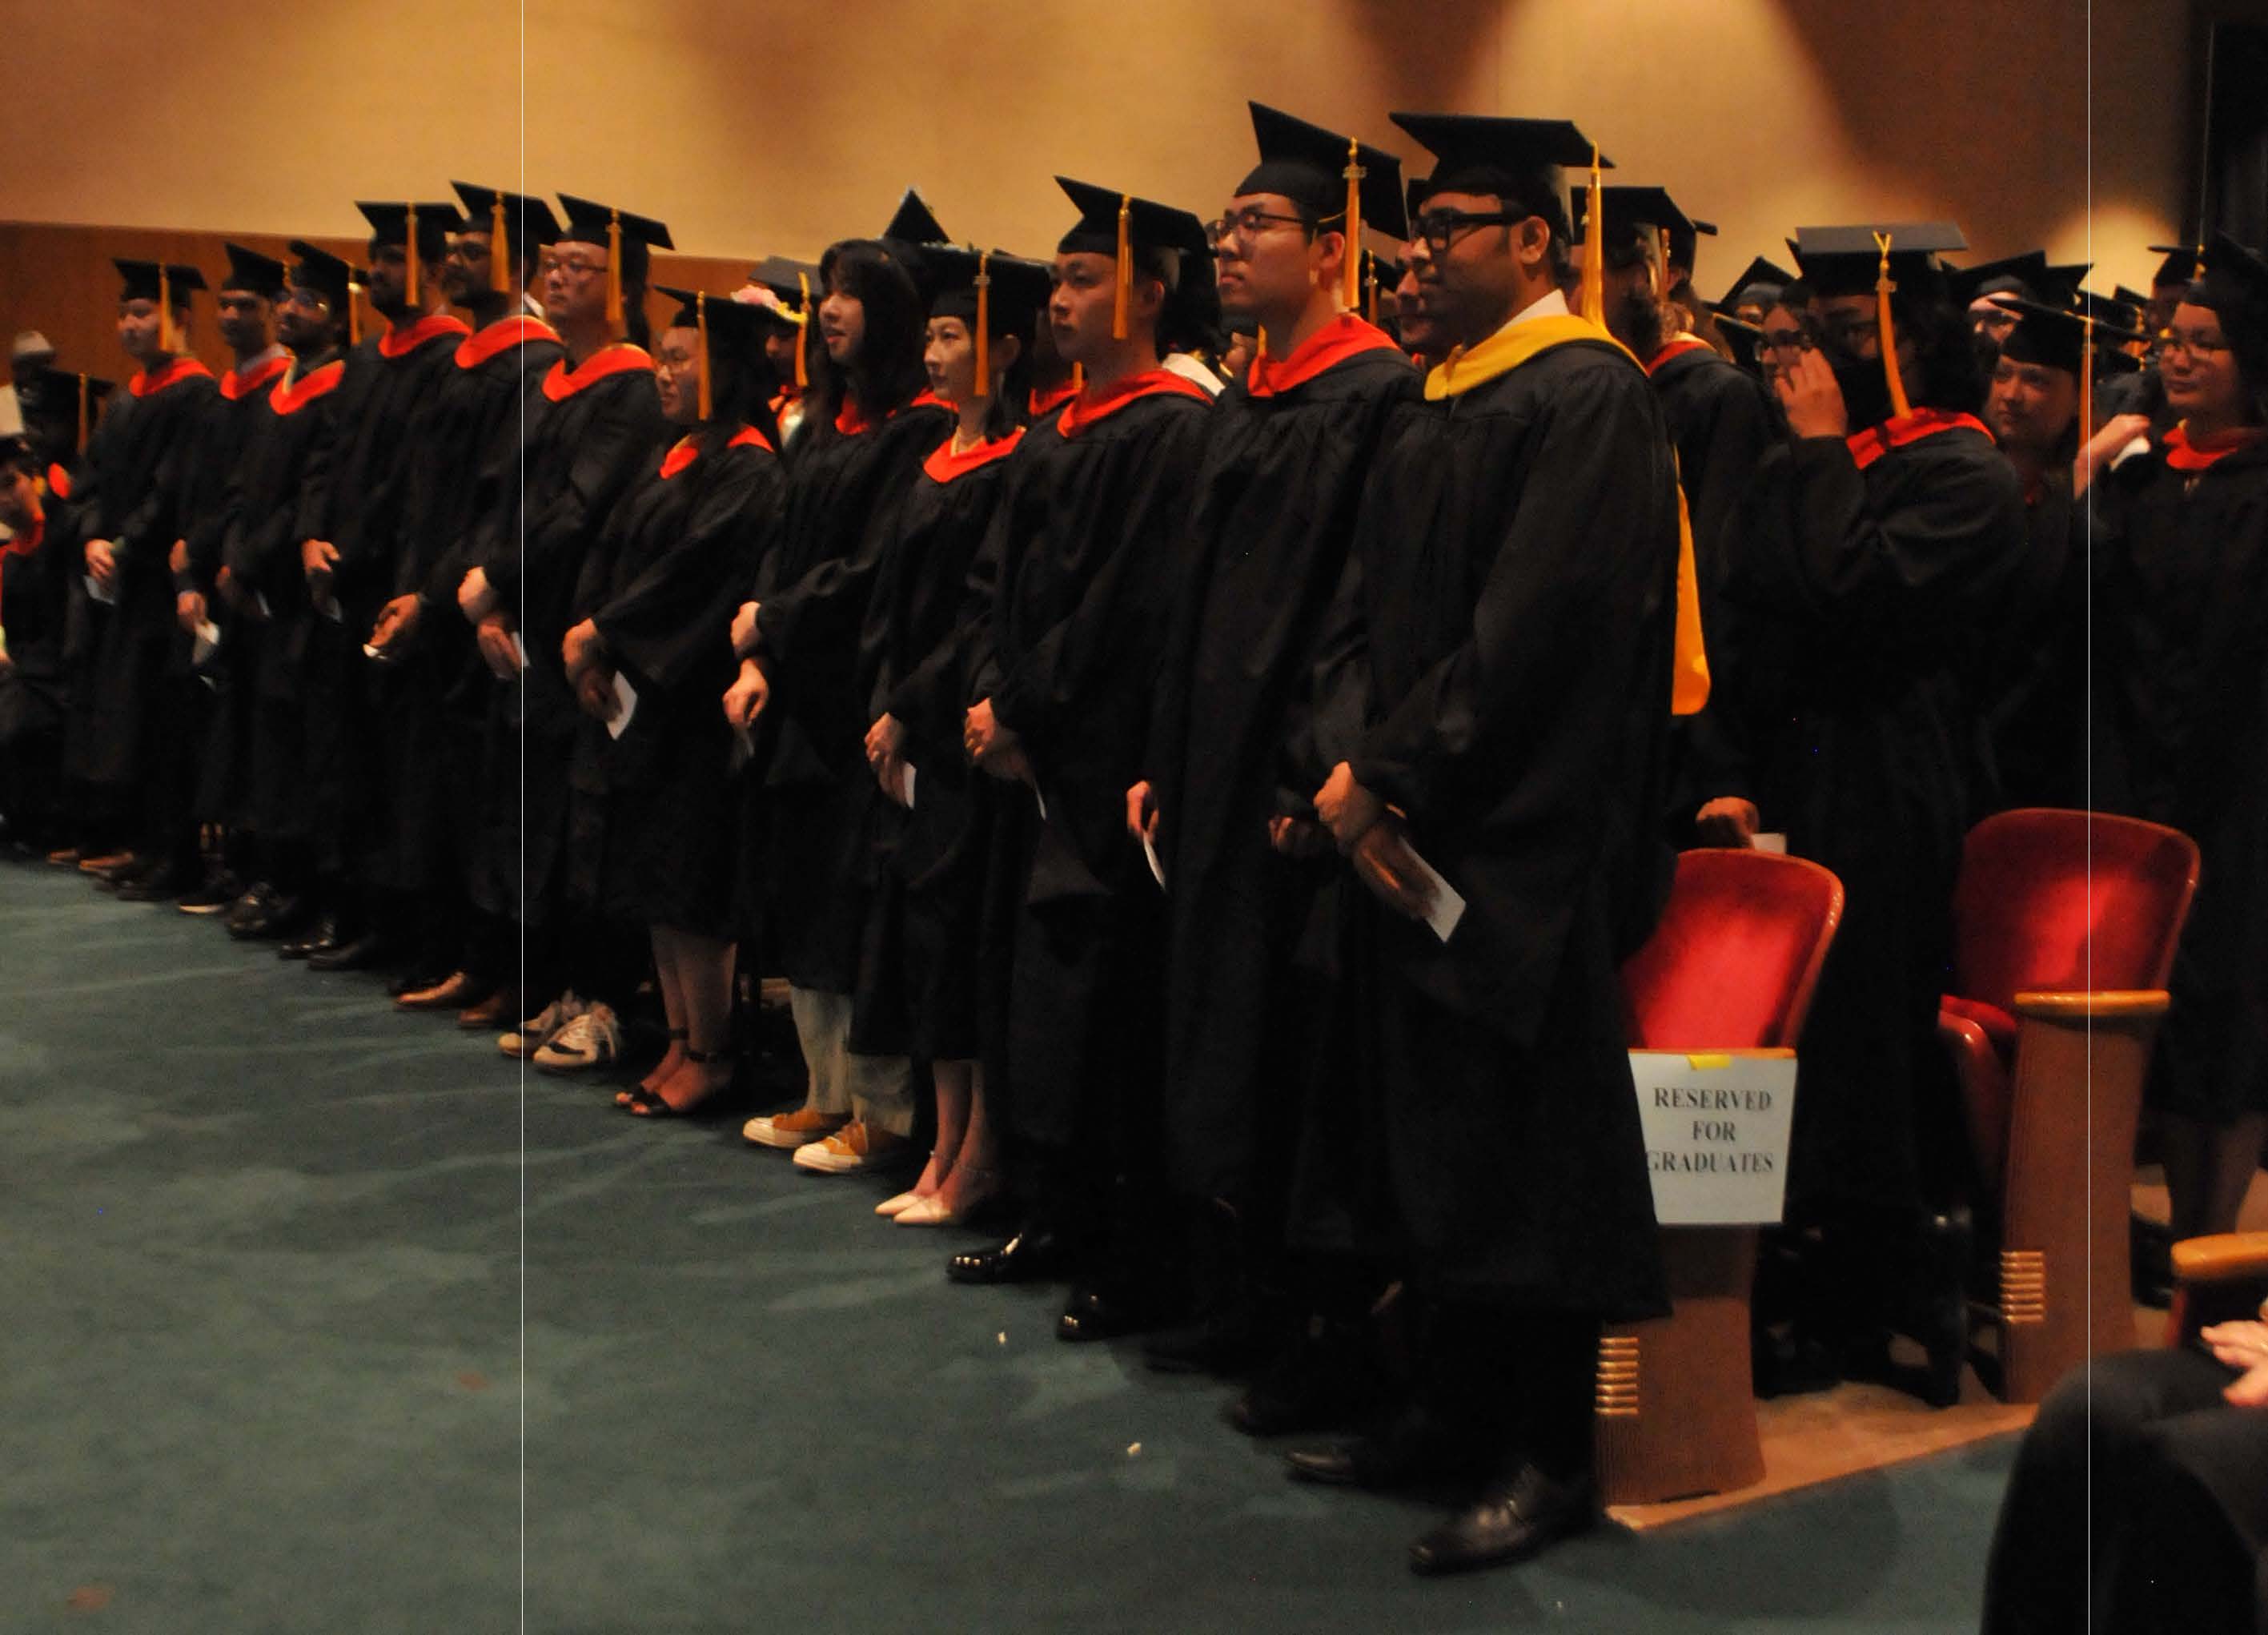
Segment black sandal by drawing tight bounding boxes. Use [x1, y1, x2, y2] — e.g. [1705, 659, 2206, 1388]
[616, 1028, 690, 1108]
[623, 1046, 732, 1119]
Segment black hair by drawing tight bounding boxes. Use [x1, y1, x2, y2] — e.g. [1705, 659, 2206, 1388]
[809, 239, 927, 443]
[622, 275, 652, 352]
[1897, 287, 1987, 416]
[1423, 167, 1575, 286]
[1154, 245, 1226, 363]
[2180, 276, 2268, 424]
[2, 436, 39, 478]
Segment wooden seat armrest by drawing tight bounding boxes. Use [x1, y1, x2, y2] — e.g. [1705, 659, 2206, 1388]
[2172, 1232, 2268, 1288]
[2010, 989, 2170, 1022]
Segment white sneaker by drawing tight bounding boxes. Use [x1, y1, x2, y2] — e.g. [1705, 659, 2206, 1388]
[499, 990, 584, 1059]
[532, 1002, 622, 1072]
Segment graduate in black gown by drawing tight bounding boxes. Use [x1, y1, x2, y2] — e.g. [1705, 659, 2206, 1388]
[74, 259, 215, 882]
[742, 255, 821, 448]
[29, 368, 108, 862]
[729, 226, 953, 1169]
[1132, 103, 1418, 1371]
[457, 195, 672, 1068]
[1279, 113, 1684, 1576]
[289, 201, 471, 970]
[2088, 231, 2268, 1247]
[555, 289, 784, 1117]
[219, 243, 355, 943]
[0, 432, 77, 851]
[376, 182, 564, 1019]
[1689, 222, 2027, 1404]
[847, 246, 1050, 1225]
[164, 243, 293, 912]
[943, 180, 1215, 1337]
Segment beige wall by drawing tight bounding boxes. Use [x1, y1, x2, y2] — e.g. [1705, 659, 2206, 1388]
[0, 0, 2193, 303]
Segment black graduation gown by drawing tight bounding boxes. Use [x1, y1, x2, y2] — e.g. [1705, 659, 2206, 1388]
[2090, 433, 2268, 1123]
[1290, 336, 1677, 1317]
[575, 428, 780, 937]
[962, 375, 1211, 1151]
[868, 430, 1028, 1063]
[1145, 331, 1419, 1203]
[0, 494, 76, 755]
[1981, 470, 2088, 811]
[219, 351, 349, 842]
[174, 356, 291, 826]
[1699, 416, 2028, 1210]
[75, 358, 216, 789]
[747, 394, 953, 1009]
[472, 345, 669, 927]
[382, 316, 562, 901]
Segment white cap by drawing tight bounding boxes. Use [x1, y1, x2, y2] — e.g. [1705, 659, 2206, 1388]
[10, 331, 54, 362]
[0, 385, 23, 439]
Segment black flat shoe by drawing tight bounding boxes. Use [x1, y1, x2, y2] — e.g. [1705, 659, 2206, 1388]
[1285, 1406, 1479, 1491]
[307, 932, 388, 972]
[948, 1222, 1074, 1286]
[1057, 1281, 1158, 1343]
[279, 913, 339, 960]
[117, 867, 191, 903]
[1407, 1464, 1596, 1577]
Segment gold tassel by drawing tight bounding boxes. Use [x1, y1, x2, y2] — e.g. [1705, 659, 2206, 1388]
[405, 204, 419, 307]
[1872, 231, 1912, 420]
[158, 263, 176, 355]
[1341, 137, 1364, 309]
[1657, 227, 1672, 299]
[490, 194, 512, 293]
[77, 373, 89, 451]
[972, 250, 991, 400]
[1578, 147, 1605, 325]
[1365, 252, 1379, 326]
[1072, 361, 1086, 393]
[1112, 195, 1131, 340]
[605, 208, 624, 328]
[696, 292, 713, 421]
[2079, 315, 2095, 439]
[1669, 481, 1710, 715]
[1257, 325, 1269, 361]
[348, 276, 362, 347]
[794, 271, 810, 389]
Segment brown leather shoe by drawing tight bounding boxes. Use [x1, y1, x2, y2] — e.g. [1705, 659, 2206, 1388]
[456, 990, 511, 1028]
[398, 970, 486, 1011]
[78, 850, 138, 875]
[45, 846, 81, 867]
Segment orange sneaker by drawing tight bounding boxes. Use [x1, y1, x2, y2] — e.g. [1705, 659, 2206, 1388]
[792, 1120, 916, 1174]
[742, 1105, 850, 1151]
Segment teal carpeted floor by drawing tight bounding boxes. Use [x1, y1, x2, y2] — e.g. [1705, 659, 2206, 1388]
[2, 859, 2014, 1633]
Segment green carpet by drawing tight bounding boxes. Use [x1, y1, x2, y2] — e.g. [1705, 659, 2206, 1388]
[2, 860, 2013, 1633]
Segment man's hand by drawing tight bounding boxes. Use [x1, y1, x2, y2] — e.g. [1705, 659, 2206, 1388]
[84, 538, 117, 590]
[979, 742, 1034, 785]
[562, 617, 604, 683]
[963, 697, 1020, 768]
[216, 565, 257, 617]
[575, 664, 620, 723]
[730, 599, 761, 657]
[1314, 761, 1386, 852]
[368, 593, 422, 654]
[167, 538, 190, 576]
[175, 589, 207, 635]
[474, 613, 521, 681]
[1776, 348, 1850, 440]
[866, 713, 910, 801]
[1267, 815, 1332, 858]
[722, 657, 769, 729]
[458, 564, 498, 624]
[1695, 797, 1761, 849]
[301, 537, 339, 584]
[1350, 818, 1439, 922]
[2203, 1320, 2268, 1405]
[2074, 412, 2153, 496]
[1126, 780, 1158, 843]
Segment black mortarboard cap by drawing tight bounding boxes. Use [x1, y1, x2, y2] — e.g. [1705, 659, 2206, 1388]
[1669, 219, 1716, 278]
[555, 195, 674, 258]
[356, 201, 462, 263]
[1712, 311, 1764, 375]
[1242, 102, 1410, 241]
[2190, 230, 2268, 383]
[1790, 223, 1966, 299]
[219, 243, 287, 299]
[1947, 249, 2049, 308]
[1388, 112, 1604, 234]
[1576, 185, 1700, 243]
[881, 189, 950, 249]
[2149, 243, 2200, 287]
[450, 181, 561, 267]
[1992, 294, 2144, 376]
[286, 240, 356, 313]
[113, 259, 207, 306]
[654, 284, 781, 360]
[751, 255, 820, 305]
[2112, 283, 2150, 309]
[2075, 288, 2143, 330]
[30, 365, 114, 451]
[1720, 255, 1796, 308]
[1054, 178, 1210, 263]
[925, 246, 1054, 336]
[2042, 262, 2092, 305]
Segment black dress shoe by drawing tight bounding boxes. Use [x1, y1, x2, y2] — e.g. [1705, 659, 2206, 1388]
[1226, 1322, 1387, 1436]
[1057, 1280, 1157, 1343]
[947, 1222, 1075, 1286]
[117, 866, 191, 903]
[277, 910, 338, 958]
[387, 963, 452, 998]
[307, 932, 388, 972]
[1407, 1463, 1596, 1577]
[1286, 1405, 1481, 1490]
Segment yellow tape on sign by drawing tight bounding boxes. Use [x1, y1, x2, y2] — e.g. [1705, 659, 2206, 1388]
[1685, 1054, 1735, 1070]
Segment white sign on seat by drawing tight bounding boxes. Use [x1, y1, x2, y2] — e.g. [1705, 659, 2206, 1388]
[1629, 1049, 1799, 1226]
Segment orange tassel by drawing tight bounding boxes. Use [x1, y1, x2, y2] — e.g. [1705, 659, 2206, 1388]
[2079, 315, 2095, 439]
[490, 194, 512, 294]
[348, 275, 362, 347]
[1072, 361, 1086, 393]
[1578, 147, 1605, 325]
[1657, 227, 1672, 299]
[1872, 231, 1911, 420]
[794, 271, 810, 389]
[1256, 325, 1269, 361]
[697, 292, 713, 421]
[1112, 195, 1131, 340]
[1341, 137, 1364, 309]
[405, 203, 419, 307]
[605, 208, 624, 328]
[1365, 251, 1379, 326]
[972, 250, 991, 400]
[76, 372, 89, 450]
[158, 263, 175, 355]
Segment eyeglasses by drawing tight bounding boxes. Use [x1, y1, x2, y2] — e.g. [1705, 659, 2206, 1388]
[1759, 327, 1814, 353]
[2160, 329, 2231, 358]
[1408, 208, 1523, 256]
[540, 253, 609, 280]
[1819, 311, 1879, 347]
[1206, 207, 1315, 250]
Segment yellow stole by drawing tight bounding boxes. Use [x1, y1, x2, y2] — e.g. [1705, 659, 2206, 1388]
[1425, 313, 1710, 716]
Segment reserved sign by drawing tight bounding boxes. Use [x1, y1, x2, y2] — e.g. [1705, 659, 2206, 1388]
[1628, 1049, 1799, 1226]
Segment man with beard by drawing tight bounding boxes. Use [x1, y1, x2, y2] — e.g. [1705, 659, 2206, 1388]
[220, 243, 355, 942]
[1281, 113, 1688, 1575]
[160, 243, 294, 911]
[1131, 102, 1418, 1375]
[376, 183, 564, 1020]
[287, 201, 470, 970]
[71, 260, 215, 886]
[1689, 222, 2026, 1404]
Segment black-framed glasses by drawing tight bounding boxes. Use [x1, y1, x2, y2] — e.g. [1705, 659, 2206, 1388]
[2159, 328, 2231, 358]
[1759, 326, 1814, 353]
[1819, 311, 1880, 347]
[1409, 208, 1522, 256]
[1206, 207, 1315, 250]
